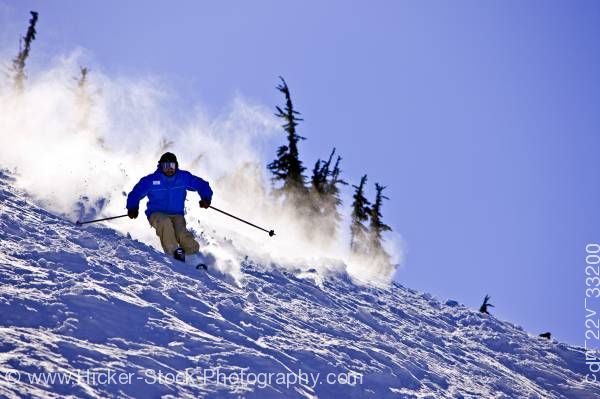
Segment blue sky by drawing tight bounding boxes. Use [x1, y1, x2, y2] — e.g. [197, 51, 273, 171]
[2, 1, 599, 346]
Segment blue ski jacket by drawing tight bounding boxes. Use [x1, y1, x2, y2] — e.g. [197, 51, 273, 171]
[126, 168, 213, 220]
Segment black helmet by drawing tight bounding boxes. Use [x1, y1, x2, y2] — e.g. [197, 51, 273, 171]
[158, 152, 178, 168]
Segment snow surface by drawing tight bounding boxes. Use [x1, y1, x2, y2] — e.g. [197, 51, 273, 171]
[0, 170, 597, 398]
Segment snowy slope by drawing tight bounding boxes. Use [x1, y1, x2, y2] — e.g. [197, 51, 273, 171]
[0, 170, 597, 399]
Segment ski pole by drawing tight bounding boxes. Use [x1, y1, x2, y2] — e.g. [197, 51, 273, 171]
[207, 204, 275, 237]
[75, 214, 128, 226]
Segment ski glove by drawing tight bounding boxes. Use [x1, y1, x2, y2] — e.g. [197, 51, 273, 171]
[199, 199, 211, 209]
[128, 208, 139, 219]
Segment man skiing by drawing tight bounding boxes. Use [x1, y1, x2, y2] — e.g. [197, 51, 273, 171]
[126, 152, 213, 262]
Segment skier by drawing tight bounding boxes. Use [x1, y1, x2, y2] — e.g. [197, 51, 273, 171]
[126, 152, 213, 263]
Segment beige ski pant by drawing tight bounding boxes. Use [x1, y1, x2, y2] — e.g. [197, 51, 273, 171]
[149, 212, 199, 255]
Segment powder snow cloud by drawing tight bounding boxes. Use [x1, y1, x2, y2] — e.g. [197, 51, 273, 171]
[0, 48, 404, 284]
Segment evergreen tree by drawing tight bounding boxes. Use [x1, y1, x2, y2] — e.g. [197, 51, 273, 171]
[350, 175, 371, 253]
[310, 148, 347, 238]
[12, 11, 39, 92]
[73, 66, 104, 146]
[310, 148, 335, 195]
[479, 294, 494, 314]
[76, 66, 89, 89]
[74, 67, 91, 109]
[323, 152, 347, 236]
[311, 159, 323, 192]
[369, 183, 392, 251]
[328, 155, 347, 202]
[368, 183, 392, 265]
[267, 77, 308, 200]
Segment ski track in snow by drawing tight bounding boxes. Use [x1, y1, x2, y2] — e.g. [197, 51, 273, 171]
[0, 170, 598, 398]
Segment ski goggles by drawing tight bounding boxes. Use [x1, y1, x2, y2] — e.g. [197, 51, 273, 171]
[161, 161, 177, 170]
